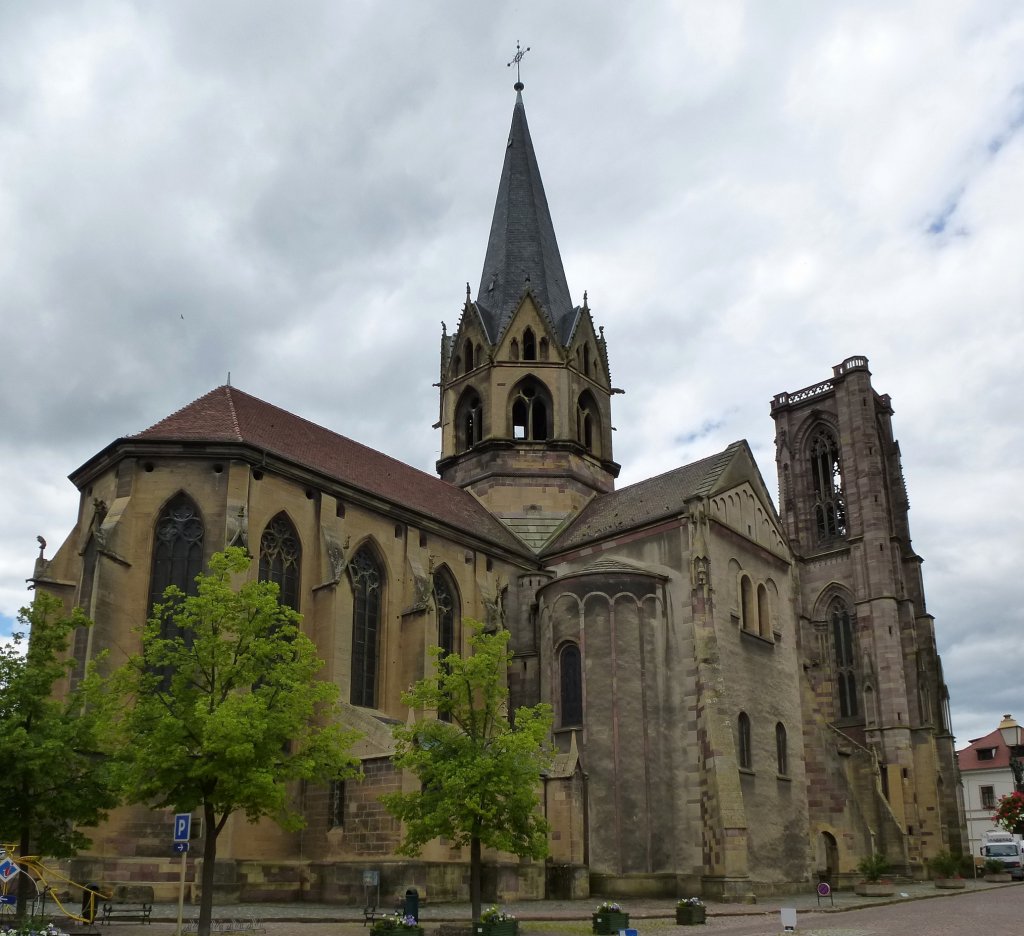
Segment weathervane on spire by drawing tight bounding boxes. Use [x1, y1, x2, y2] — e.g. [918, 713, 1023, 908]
[507, 40, 530, 90]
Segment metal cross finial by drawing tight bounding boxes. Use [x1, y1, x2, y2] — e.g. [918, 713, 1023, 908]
[507, 40, 530, 89]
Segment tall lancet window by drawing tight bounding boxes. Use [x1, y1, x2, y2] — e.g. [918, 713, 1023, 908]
[457, 390, 483, 452]
[522, 327, 537, 361]
[831, 598, 858, 718]
[148, 494, 205, 687]
[576, 391, 601, 456]
[350, 544, 384, 708]
[559, 643, 583, 728]
[149, 493, 205, 622]
[810, 427, 846, 541]
[433, 569, 459, 722]
[259, 513, 301, 610]
[433, 570, 458, 657]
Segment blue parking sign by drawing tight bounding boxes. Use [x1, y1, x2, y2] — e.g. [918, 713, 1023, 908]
[174, 813, 191, 842]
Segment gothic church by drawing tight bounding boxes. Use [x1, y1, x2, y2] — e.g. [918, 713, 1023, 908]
[35, 82, 964, 903]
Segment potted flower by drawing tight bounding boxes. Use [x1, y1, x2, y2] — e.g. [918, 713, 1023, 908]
[592, 901, 629, 934]
[371, 912, 424, 936]
[927, 850, 966, 889]
[675, 897, 706, 925]
[854, 853, 895, 897]
[982, 858, 1012, 882]
[476, 906, 518, 936]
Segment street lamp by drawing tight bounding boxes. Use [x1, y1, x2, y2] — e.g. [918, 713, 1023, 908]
[998, 714, 1024, 793]
[998, 714, 1022, 749]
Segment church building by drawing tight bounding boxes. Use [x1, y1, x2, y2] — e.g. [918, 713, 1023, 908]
[34, 80, 964, 903]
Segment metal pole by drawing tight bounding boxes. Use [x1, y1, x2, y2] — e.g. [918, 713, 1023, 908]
[176, 850, 187, 936]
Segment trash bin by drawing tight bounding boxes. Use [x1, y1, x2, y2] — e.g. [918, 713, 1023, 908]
[403, 887, 419, 922]
[82, 883, 101, 924]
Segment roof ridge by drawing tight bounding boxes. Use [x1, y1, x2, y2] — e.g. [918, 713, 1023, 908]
[222, 385, 243, 441]
[130, 385, 228, 438]
[611, 442, 742, 496]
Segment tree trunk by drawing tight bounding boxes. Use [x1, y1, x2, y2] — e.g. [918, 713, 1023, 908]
[198, 804, 219, 936]
[470, 835, 482, 921]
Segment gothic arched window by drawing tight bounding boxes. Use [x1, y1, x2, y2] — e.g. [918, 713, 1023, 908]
[583, 343, 591, 375]
[349, 544, 384, 708]
[739, 575, 755, 632]
[259, 513, 301, 611]
[810, 427, 846, 541]
[576, 391, 601, 456]
[510, 378, 550, 441]
[738, 712, 752, 769]
[830, 597, 858, 718]
[464, 339, 475, 372]
[433, 569, 458, 657]
[757, 583, 770, 638]
[148, 493, 205, 622]
[456, 390, 483, 452]
[523, 328, 537, 361]
[509, 338, 520, 361]
[776, 722, 788, 776]
[559, 643, 583, 727]
[433, 569, 459, 722]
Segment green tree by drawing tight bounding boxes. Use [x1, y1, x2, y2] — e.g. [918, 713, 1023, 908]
[0, 592, 117, 917]
[381, 626, 554, 921]
[99, 548, 361, 936]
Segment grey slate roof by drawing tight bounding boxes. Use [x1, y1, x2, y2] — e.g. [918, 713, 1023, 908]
[541, 443, 744, 556]
[476, 88, 578, 344]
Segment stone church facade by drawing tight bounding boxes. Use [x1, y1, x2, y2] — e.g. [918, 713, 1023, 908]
[34, 84, 964, 904]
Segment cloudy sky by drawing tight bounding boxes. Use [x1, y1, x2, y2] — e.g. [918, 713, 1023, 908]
[1, 1, 1021, 747]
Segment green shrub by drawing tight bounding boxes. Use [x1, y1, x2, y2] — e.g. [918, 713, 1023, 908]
[927, 849, 962, 878]
[856, 853, 890, 882]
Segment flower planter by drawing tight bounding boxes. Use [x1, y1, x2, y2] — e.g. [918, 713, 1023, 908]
[933, 878, 966, 889]
[983, 872, 1012, 882]
[373, 928, 424, 936]
[592, 911, 629, 934]
[853, 882, 895, 897]
[676, 905, 706, 925]
[476, 922, 519, 936]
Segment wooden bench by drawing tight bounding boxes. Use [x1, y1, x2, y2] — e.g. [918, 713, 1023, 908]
[101, 900, 153, 924]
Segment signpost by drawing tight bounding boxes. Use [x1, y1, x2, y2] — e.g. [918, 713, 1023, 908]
[174, 814, 191, 843]
[173, 814, 192, 935]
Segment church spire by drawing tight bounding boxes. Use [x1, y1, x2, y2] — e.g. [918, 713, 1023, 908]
[475, 80, 575, 344]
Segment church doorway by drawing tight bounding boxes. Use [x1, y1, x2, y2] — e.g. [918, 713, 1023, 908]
[817, 831, 839, 885]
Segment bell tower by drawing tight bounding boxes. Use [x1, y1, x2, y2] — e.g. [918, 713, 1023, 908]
[772, 355, 964, 858]
[436, 81, 619, 547]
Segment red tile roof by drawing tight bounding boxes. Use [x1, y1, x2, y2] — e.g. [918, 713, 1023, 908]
[130, 385, 531, 556]
[958, 728, 1016, 771]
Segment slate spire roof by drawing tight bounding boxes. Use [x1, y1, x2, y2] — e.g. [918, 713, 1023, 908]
[475, 84, 577, 344]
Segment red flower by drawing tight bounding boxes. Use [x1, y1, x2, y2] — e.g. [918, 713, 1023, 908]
[992, 792, 1024, 832]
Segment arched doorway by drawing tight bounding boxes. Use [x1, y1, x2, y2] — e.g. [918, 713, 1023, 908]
[818, 831, 839, 885]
